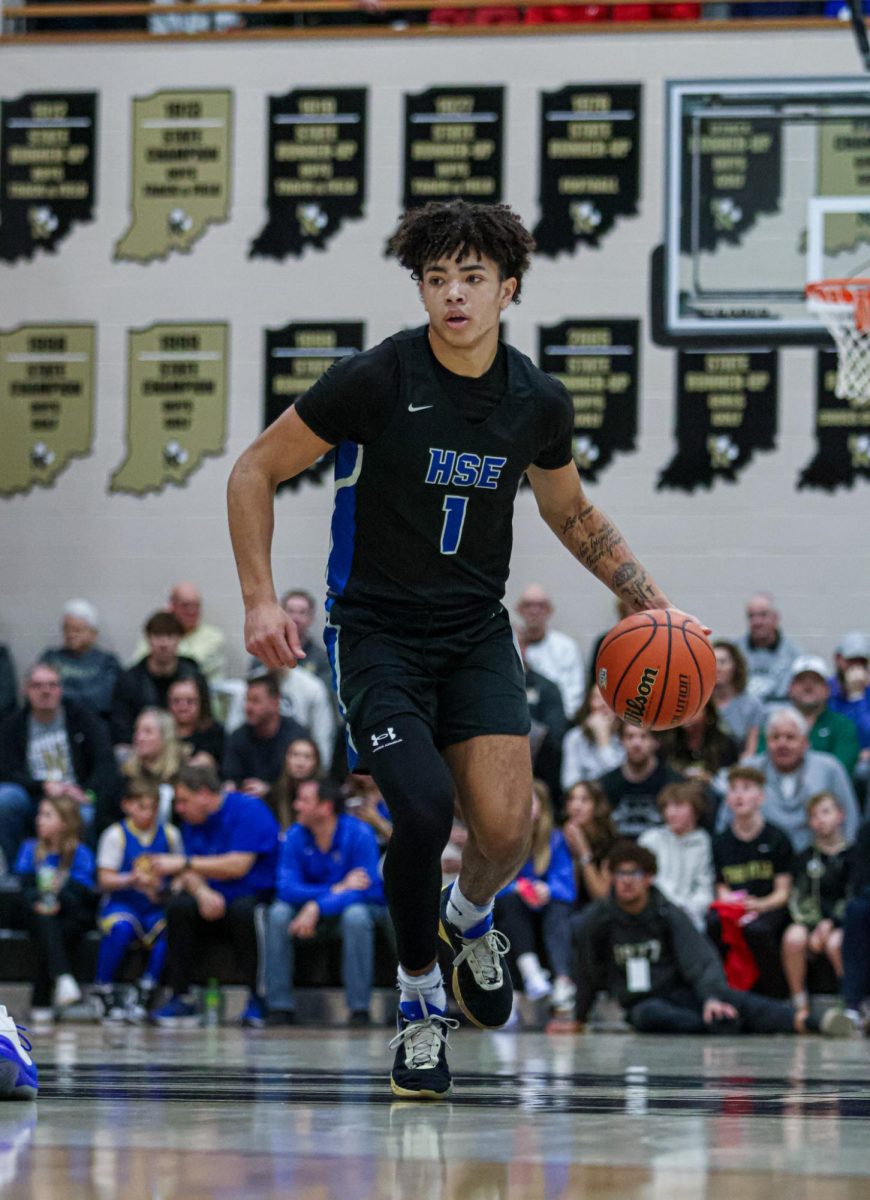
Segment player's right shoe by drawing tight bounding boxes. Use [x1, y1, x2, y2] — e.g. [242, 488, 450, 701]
[438, 886, 512, 1029]
[389, 997, 458, 1100]
[0, 1008, 38, 1100]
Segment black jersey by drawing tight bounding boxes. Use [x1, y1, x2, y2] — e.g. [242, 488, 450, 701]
[295, 327, 574, 613]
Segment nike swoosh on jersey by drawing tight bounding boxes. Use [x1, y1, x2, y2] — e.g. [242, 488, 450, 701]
[407, 403, 434, 412]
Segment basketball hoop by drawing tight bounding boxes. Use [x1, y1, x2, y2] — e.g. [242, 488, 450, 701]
[806, 278, 870, 402]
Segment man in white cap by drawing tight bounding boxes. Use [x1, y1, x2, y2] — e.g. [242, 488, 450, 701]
[40, 600, 121, 722]
[754, 655, 860, 777]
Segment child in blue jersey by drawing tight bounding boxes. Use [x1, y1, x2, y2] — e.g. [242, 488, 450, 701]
[93, 780, 183, 1022]
[494, 780, 577, 1019]
[12, 795, 96, 1024]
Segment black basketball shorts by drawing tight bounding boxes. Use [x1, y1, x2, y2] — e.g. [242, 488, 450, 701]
[323, 598, 531, 769]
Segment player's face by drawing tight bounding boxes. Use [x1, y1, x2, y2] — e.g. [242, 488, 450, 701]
[419, 252, 516, 359]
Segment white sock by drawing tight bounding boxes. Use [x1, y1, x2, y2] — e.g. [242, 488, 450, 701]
[398, 964, 447, 1012]
[517, 952, 546, 986]
[446, 881, 493, 934]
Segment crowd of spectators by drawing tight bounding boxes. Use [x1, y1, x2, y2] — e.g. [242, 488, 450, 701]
[1, 582, 869, 1038]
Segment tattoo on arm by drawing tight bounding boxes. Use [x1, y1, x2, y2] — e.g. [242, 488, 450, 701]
[574, 522, 625, 571]
[561, 504, 594, 538]
[611, 562, 637, 588]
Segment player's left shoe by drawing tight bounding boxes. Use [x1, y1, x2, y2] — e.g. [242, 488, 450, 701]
[0, 1008, 38, 1100]
[438, 886, 512, 1030]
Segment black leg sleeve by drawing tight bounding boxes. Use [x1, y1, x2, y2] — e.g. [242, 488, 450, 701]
[362, 715, 456, 972]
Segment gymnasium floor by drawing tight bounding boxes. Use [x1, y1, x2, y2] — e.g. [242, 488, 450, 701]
[3, 1023, 869, 1198]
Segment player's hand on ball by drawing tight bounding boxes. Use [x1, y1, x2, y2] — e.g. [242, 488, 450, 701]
[667, 607, 712, 637]
[244, 601, 306, 668]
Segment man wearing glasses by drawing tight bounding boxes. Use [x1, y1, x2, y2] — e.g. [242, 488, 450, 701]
[0, 663, 118, 866]
[569, 840, 851, 1038]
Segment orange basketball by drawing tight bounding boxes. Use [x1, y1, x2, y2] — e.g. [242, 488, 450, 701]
[595, 608, 715, 732]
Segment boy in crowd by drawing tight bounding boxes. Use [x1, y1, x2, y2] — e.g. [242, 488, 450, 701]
[571, 841, 851, 1037]
[709, 766, 794, 996]
[781, 791, 851, 1021]
[638, 782, 714, 932]
[93, 780, 183, 1022]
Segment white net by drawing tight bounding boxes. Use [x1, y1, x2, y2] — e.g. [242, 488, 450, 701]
[806, 280, 870, 402]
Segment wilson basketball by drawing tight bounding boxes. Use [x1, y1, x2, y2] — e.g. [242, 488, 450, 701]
[595, 608, 716, 732]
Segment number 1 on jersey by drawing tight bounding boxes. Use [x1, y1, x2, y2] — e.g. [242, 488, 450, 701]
[440, 494, 468, 555]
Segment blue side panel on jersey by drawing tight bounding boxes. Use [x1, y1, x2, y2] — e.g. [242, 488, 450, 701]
[323, 608, 358, 771]
[326, 440, 360, 598]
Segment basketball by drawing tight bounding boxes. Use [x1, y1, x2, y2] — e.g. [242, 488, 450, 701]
[595, 608, 716, 732]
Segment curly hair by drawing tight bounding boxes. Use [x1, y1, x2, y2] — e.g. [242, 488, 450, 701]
[387, 200, 535, 302]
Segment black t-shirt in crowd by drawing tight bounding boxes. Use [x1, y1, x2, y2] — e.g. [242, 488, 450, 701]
[294, 328, 574, 615]
[712, 820, 794, 898]
[790, 844, 851, 926]
[599, 760, 684, 840]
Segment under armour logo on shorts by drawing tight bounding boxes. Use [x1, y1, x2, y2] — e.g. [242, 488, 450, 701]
[371, 727, 402, 752]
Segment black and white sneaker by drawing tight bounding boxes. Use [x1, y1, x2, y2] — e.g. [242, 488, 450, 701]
[438, 886, 512, 1029]
[389, 997, 458, 1100]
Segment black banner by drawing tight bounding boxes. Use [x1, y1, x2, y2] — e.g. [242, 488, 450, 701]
[250, 88, 367, 259]
[679, 107, 781, 254]
[534, 85, 641, 256]
[402, 87, 504, 210]
[538, 320, 639, 481]
[0, 92, 97, 262]
[264, 322, 364, 491]
[657, 349, 778, 491]
[798, 349, 870, 490]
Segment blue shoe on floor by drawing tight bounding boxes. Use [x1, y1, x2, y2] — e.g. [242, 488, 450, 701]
[238, 994, 267, 1029]
[151, 995, 199, 1028]
[0, 1007, 37, 1100]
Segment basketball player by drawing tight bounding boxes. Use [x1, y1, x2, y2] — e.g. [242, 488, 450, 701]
[228, 200, 682, 1098]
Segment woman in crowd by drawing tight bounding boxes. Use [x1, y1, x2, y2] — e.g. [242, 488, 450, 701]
[167, 676, 225, 764]
[660, 700, 739, 812]
[267, 737, 323, 831]
[561, 779, 617, 910]
[122, 708, 189, 822]
[712, 639, 763, 757]
[11, 795, 96, 1025]
[560, 685, 624, 792]
[495, 780, 576, 1016]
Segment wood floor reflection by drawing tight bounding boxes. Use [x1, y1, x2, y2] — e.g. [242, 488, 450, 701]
[1, 1026, 868, 1198]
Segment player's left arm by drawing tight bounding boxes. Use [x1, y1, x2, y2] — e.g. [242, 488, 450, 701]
[527, 463, 672, 614]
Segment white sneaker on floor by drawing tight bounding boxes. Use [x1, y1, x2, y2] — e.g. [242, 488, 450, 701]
[550, 977, 576, 1013]
[54, 975, 82, 1009]
[523, 971, 552, 1002]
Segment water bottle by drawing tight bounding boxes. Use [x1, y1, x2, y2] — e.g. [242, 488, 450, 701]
[202, 977, 222, 1027]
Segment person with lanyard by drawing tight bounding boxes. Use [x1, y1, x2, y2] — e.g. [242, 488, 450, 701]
[227, 198, 699, 1099]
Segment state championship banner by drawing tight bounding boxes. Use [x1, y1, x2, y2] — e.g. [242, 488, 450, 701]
[0, 92, 97, 263]
[657, 349, 778, 491]
[402, 86, 504, 209]
[534, 84, 641, 256]
[0, 324, 95, 495]
[250, 88, 367, 259]
[798, 349, 870, 491]
[538, 319, 639, 481]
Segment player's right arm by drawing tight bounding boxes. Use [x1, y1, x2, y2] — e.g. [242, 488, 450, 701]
[227, 406, 334, 668]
